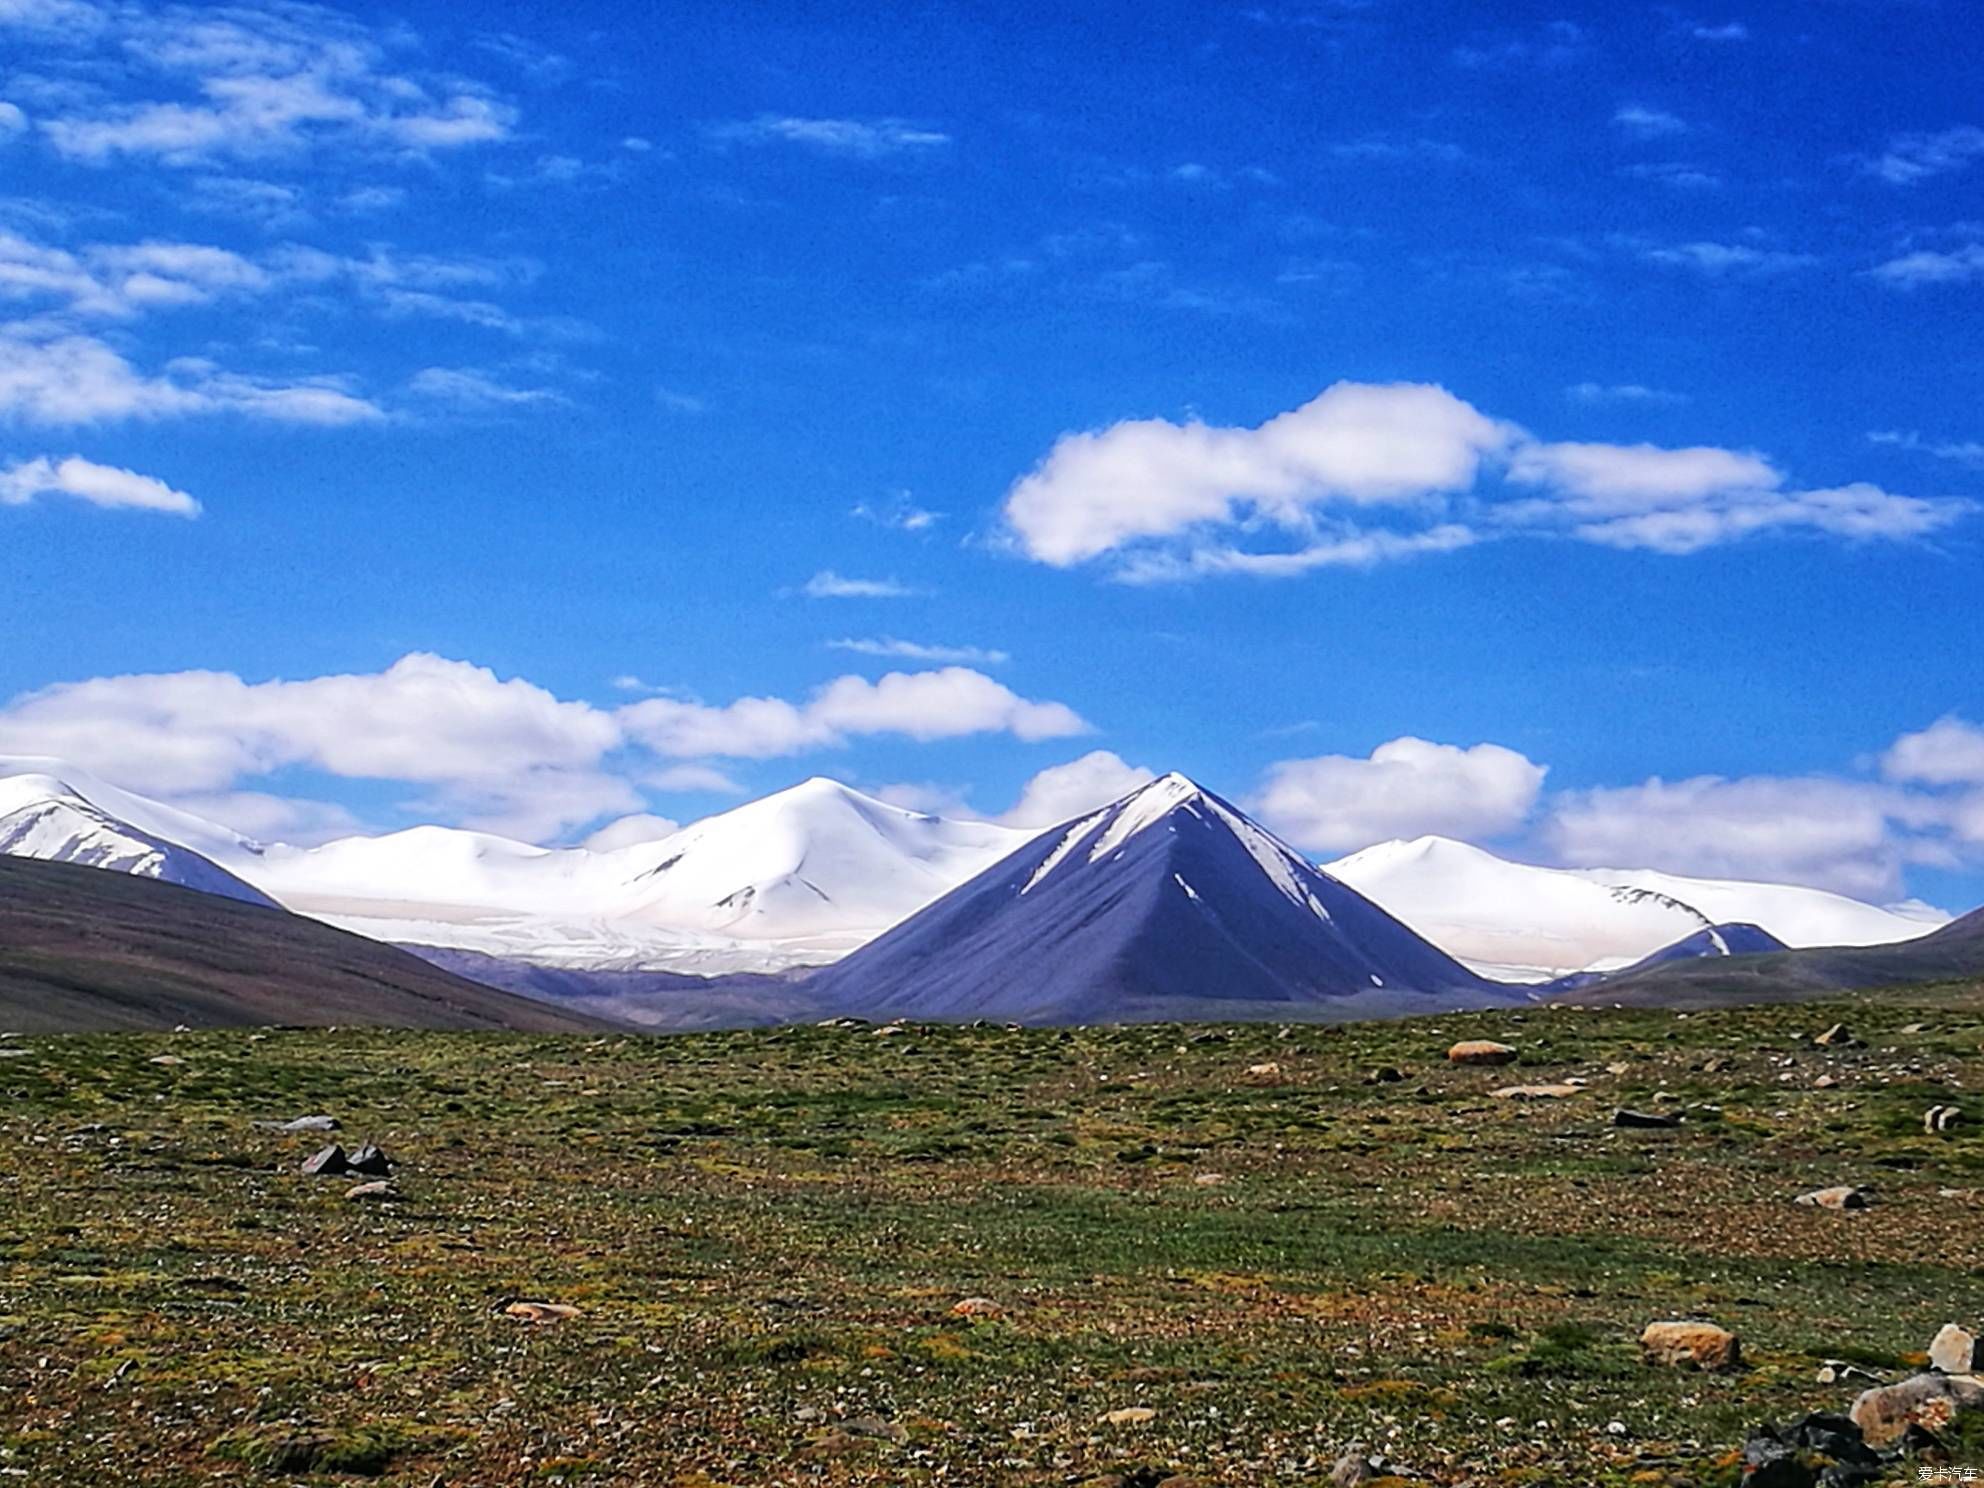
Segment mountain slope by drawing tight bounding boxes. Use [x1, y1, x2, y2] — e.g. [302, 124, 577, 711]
[0, 772, 277, 908]
[1556, 904, 1984, 1008]
[0, 856, 612, 1033]
[1326, 835, 1942, 978]
[1549, 922, 1789, 992]
[807, 775, 1514, 1024]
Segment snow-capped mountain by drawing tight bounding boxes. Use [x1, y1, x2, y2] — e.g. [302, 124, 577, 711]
[1326, 835, 1944, 980]
[0, 769, 276, 908]
[608, 777, 1030, 945]
[806, 774, 1514, 1023]
[1549, 922, 1789, 992]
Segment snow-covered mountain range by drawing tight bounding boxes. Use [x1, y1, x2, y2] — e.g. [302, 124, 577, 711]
[1324, 834, 1943, 980]
[0, 755, 1948, 983]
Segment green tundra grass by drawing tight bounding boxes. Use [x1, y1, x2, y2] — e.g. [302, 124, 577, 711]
[2, 990, 1981, 1486]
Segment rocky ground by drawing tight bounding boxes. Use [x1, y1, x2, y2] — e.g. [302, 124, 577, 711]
[2, 988, 1982, 1485]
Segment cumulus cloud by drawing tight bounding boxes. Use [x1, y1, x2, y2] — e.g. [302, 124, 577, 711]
[1542, 774, 1917, 899]
[0, 453, 199, 515]
[1253, 738, 1547, 854]
[1001, 383, 1971, 578]
[619, 668, 1089, 759]
[707, 115, 950, 159]
[801, 570, 923, 599]
[998, 750, 1156, 828]
[1004, 381, 1516, 568]
[1884, 717, 1984, 787]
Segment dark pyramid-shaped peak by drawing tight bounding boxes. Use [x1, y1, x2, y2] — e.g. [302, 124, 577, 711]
[805, 775, 1517, 1024]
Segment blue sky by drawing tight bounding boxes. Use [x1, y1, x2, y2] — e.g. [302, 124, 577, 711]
[1, 0, 1981, 910]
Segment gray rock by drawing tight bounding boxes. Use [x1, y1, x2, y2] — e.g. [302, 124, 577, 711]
[1614, 1108, 1680, 1129]
[279, 1115, 340, 1133]
[346, 1143, 392, 1176]
[1795, 1184, 1872, 1210]
[300, 1143, 350, 1177]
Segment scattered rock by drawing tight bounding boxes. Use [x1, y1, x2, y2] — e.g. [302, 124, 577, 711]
[147, 1054, 187, 1067]
[1796, 1185, 1872, 1211]
[300, 1143, 351, 1177]
[1814, 1022, 1860, 1048]
[1849, 1371, 1984, 1447]
[1930, 1323, 1984, 1374]
[1900, 1022, 1929, 1035]
[1613, 1108, 1680, 1129]
[1640, 1319, 1741, 1371]
[1491, 1083, 1580, 1100]
[1447, 1040, 1517, 1066]
[1100, 1406, 1157, 1426]
[843, 1415, 908, 1444]
[1192, 1172, 1227, 1187]
[1329, 1444, 1388, 1486]
[278, 1115, 340, 1133]
[503, 1300, 581, 1324]
[1925, 1104, 1962, 1135]
[1244, 1061, 1283, 1082]
[1814, 1074, 1839, 1089]
[874, 1024, 907, 1038]
[1605, 1060, 1632, 1075]
[1702, 1056, 1733, 1073]
[346, 1143, 392, 1176]
[1741, 1413, 1886, 1488]
[950, 1296, 1003, 1319]
[343, 1180, 394, 1201]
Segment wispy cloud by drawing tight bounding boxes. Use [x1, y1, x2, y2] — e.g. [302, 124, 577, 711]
[707, 115, 950, 160]
[406, 367, 567, 409]
[1450, 20, 1588, 69]
[851, 493, 941, 531]
[1637, 239, 1818, 275]
[1613, 105, 1689, 140]
[0, 453, 200, 515]
[801, 570, 924, 599]
[1867, 125, 1984, 186]
[1566, 382, 1689, 406]
[14, 0, 518, 167]
[1869, 429, 1984, 467]
[827, 637, 1009, 665]
[1868, 241, 1984, 288]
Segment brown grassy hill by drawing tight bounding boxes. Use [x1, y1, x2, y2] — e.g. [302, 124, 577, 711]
[0, 856, 615, 1033]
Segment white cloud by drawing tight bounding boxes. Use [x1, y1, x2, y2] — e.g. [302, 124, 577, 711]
[998, 750, 1156, 828]
[708, 115, 950, 159]
[1613, 105, 1687, 139]
[0, 453, 199, 515]
[1003, 383, 1972, 577]
[1868, 125, 1984, 186]
[1869, 242, 1984, 288]
[1508, 441, 1780, 508]
[23, 1, 517, 167]
[407, 367, 564, 408]
[827, 637, 1008, 665]
[0, 321, 382, 425]
[582, 812, 681, 853]
[1543, 774, 1917, 899]
[0, 102, 26, 135]
[851, 493, 940, 531]
[1884, 717, 1984, 787]
[618, 667, 1089, 759]
[1639, 241, 1818, 275]
[1691, 22, 1748, 41]
[1253, 737, 1547, 854]
[1003, 381, 1516, 567]
[1566, 382, 1688, 405]
[801, 570, 923, 599]
[1868, 429, 1984, 467]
